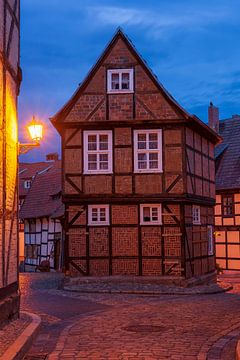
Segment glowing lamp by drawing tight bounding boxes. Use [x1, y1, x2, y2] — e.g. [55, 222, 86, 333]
[27, 116, 43, 142]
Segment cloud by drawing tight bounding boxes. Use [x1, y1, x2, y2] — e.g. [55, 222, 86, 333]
[87, 3, 232, 37]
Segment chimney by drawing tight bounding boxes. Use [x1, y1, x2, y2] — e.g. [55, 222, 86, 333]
[208, 102, 219, 133]
[46, 153, 59, 162]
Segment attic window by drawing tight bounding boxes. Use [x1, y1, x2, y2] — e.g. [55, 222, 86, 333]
[52, 192, 61, 201]
[107, 69, 133, 93]
[24, 180, 32, 189]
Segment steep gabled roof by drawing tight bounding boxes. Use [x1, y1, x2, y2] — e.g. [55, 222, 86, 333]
[216, 116, 240, 190]
[19, 162, 55, 197]
[20, 160, 64, 219]
[50, 28, 220, 144]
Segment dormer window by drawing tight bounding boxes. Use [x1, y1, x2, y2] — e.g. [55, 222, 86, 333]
[107, 69, 134, 93]
[24, 180, 32, 189]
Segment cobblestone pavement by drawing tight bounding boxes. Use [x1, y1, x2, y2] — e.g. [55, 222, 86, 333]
[20, 273, 240, 359]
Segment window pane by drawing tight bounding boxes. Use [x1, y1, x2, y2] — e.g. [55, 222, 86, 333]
[149, 153, 158, 169]
[152, 207, 159, 221]
[223, 196, 233, 215]
[143, 207, 151, 222]
[88, 135, 97, 150]
[122, 73, 130, 89]
[149, 133, 158, 149]
[92, 208, 98, 222]
[111, 73, 119, 89]
[88, 154, 97, 170]
[99, 154, 108, 170]
[138, 133, 146, 149]
[99, 134, 108, 150]
[99, 208, 106, 221]
[138, 153, 147, 169]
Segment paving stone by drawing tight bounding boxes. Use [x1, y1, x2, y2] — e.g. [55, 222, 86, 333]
[0, 312, 31, 356]
[20, 273, 240, 359]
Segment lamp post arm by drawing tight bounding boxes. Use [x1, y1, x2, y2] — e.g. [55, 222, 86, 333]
[18, 142, 40, 155]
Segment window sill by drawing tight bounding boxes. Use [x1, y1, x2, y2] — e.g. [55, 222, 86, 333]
[134, 169, 163, 174]
[140, 222, 162, 226]
[107, 90, 134, 94]
[83, 171, 113, 175]
[88, 223, 110, 226]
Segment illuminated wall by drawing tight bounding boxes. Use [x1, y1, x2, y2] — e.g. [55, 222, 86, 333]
[0, 0, 20, 322]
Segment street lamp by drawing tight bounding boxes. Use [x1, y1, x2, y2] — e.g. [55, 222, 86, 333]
[19, 116, 43, 154]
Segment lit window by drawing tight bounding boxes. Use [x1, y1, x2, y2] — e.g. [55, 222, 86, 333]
[192, 205, 201, 224]
[24, 180, 32, 189]
[88, 205, 109, 226]
[222, 195, 234, 216]
[107, 69, 134, 93]
[84, 131, 112, 174]
[134, 130, 162, 173]
[207, 225, 214, 255]
[140, 204, 162, 225]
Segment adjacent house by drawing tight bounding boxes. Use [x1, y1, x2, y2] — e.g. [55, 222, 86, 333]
[0, 0, 21, 323]
[212, 108, 240, 271]
[19, 156, 64, 271]
[51, 29, 220, 281]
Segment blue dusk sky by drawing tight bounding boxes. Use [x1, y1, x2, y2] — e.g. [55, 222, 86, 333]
[19, 0, 240, 162]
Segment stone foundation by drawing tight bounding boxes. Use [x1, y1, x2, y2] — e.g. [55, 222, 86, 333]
[64, 271, 217, 288]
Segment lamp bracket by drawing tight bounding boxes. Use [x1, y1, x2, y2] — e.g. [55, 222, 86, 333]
[19, 142, 40, 155]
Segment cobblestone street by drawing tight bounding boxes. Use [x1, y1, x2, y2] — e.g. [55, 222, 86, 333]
[20, 273, 240, 359]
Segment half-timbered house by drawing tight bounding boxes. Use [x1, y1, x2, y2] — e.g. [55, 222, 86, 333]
[213, 110, 240, 271]
[19, 159, 64, 271]
[51, 29, 220, 281]
[0, 0, 21, 323]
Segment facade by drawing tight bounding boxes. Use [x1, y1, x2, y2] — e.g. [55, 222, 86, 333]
[19, 158, 64, 271]
[51, 30, 220, 279]
[0, 0, 21, 322]
[213, 111, 240, 271]
[19, 158, 58, 265]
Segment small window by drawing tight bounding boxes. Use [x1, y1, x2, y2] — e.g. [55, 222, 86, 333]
[134, 130, 162, 173]
[84, 131, 112, 174]
[24, 180, 31, 189]
[222, 195, 234, 216]
[88, 205, 109, 226]
[207, 225, 214, 255]
[29, 219, 36, 233]
[107, 69, 134, 93]
[192, 205, 201, 225]
[140, 204, 162, 225]
[25, 244, 38, 259]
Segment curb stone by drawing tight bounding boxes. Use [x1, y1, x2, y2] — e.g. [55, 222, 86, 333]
[63, 282, 233, 296]
[0, 312, 41, 360]
[197, 323, 240, 360]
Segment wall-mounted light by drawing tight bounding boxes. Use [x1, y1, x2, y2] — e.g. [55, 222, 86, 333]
[19, 116, 43, 154]
[27, 116, 43, 142]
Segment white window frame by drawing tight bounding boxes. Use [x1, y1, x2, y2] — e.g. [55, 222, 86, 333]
[24, 180, 31, 189]
[207, 225, 214, 255]
[83, 131, 112, 174]
[140, 204, 162, 225]
[88, 205, 110, 226]
[134, 129, 162, 173]
[192, 205, 201, 225]
[107, 69, 134, 93]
